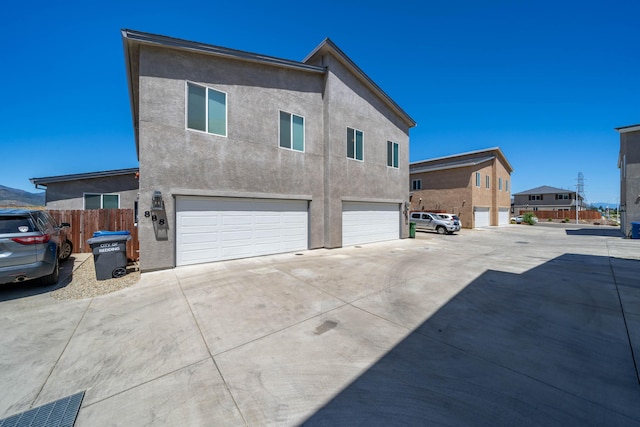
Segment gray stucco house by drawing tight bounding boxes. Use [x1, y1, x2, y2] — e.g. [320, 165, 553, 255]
[122, 30, 416, 271]
[512, 185, 584, 215]
[30, 168, 139, 211]
[616, 124, 640, 236]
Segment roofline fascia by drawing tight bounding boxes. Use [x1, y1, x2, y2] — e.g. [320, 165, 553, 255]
[615, 124, 640, 133]
[410, 156, 495, 174]
[411, 147, 514, 173]
[304, 38, 416, 129]
[30, 168, 140, 186]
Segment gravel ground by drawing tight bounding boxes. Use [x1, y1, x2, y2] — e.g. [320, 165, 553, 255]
[52, 256, 140, 301]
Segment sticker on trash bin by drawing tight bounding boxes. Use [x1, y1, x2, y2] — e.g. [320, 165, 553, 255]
[97, 242, 123, 253]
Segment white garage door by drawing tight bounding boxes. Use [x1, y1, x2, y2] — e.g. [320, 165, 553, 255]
[176, 197, 308, 266]
[499, 208, 510, 226]
[474, 207, 490, 228]
[342, 202, 400, 246]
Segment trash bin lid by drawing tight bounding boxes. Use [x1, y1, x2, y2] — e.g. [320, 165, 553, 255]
[87, 234, 132, 245]
[92, 230, 131, 237]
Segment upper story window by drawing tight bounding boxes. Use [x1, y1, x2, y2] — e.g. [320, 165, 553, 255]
[485, 175, 490, 188]
[347, 127, 363, 161]
[279, 111, 304, 152]
[85, 193, 119, 210]
[528, 194, 542, 201]
[556, 193, 570, 200]
[505, 180, 509, 191]
[475, 172, 481, 187]
[499, 177, 503, 190]
[387, 141, 399, 168]
[187, 82, 227, 136]
[412, 179, 422, 190]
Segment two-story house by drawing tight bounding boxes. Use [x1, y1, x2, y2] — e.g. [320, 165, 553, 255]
[122, 30, 416, 271]
[512, 186, 584, 216]
[616, 124, 640, 236]
[409, 147, 513, 228]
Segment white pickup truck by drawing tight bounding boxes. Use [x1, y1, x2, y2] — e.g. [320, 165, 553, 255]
[410, 212, 460, 235]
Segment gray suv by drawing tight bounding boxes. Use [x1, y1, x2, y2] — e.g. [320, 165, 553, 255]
[410, 212, 460, 235]
[0, 209, 71, 286]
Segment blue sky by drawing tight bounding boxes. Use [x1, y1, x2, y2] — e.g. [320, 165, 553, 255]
[1, 0, 638, 205]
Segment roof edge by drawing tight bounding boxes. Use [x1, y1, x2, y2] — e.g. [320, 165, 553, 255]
[615, 124, 640, 133]
[411, 147, 513, 173]
[30, 168, 139, 186]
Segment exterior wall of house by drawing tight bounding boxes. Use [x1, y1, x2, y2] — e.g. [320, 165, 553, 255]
[620, 129, 640, 235]
[135, 44, 411, 271]
[512, 193, 579, 215]
[43, 175, 139, 211]
[409, 152, 512, 228]
[310, 54, 410, 247]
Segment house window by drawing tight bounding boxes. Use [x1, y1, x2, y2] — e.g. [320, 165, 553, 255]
[279, 111, 304, 151]
[505, 180, 509, 191]
[387, 141, 399, 168]
[499, 177, 502, 190]
[475, 172, 481, 187]
[347, 127, 363, 161]
[485, 175, 490, 188]
[187, 82, 227, 136]
[84, 194, 119, 210]
[556, 193, 569, 200]
[412, 179, 422, 190]
[529, 195, 542, 201]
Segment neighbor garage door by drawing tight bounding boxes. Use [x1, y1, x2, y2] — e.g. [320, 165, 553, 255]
[499, 208, 510, 226]
[342, 202, 400, 246]
[474, 207, 490, 228]
[176, 197, 308, 266]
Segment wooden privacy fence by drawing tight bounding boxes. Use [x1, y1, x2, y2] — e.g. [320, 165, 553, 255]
[48, 209, 139, 261]
[522, 210, 603, 220]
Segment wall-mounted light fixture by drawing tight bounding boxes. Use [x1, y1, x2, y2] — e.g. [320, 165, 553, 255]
[152, 191, 163, 211]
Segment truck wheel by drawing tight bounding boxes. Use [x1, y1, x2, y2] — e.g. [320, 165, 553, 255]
[436, 226, 446, 235]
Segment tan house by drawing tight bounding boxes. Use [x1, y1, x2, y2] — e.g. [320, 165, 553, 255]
[410, 147, 513, 228]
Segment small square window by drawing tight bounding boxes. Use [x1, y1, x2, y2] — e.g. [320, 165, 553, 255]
[187, 82, 227, 136]
[84, 194, 120, 210]
[412, 179, 422, 190]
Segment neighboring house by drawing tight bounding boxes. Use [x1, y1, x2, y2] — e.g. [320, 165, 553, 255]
[30, 168, 139, 211]
[616, 124, 640, 236]
[122, 30, 416, 271]
[409, 147, 513, 228]
[512, 185, 584, 216]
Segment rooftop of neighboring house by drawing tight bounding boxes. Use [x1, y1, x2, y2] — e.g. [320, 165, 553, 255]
[615, 124, 640, 133]
[30, 168, 139, 189]
[513, 185, 581, 198]
[410, 147, 513, 174]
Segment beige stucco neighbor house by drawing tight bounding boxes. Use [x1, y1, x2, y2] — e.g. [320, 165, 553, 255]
[122, 30, 416, 272]
[30, 168, 139, 211]
[409, 147, 513, 229]
[616, 124, 640, 236]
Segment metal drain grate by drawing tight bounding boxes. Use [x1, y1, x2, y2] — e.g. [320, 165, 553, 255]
[0, 391, 85, 427]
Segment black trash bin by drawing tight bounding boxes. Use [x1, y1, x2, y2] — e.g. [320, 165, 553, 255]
[87, 231, 132, 280]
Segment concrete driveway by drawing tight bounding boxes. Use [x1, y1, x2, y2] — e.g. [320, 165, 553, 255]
[1, 224, 639, 426]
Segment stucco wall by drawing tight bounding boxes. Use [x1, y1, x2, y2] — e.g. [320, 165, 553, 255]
[135, 44, 411, 271]
[44, 175, 139, 211]
[620, 130, 640, 235]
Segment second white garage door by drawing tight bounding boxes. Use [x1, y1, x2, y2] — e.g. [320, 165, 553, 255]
[342, 202, 400, 246]
[474, 207, 491, 228]
[176, 197, 308, 266]
[499, 208, 510, 226]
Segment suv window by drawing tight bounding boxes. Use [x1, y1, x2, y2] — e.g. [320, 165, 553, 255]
[0, 216, 36, 234]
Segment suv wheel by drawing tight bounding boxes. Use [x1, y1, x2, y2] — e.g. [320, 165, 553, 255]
[436, 226, 446, 235]
[60, 240, 73, 261]
[40, 258, 60, 286]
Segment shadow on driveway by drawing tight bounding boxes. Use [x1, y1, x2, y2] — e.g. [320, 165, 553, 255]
[0, 256, 79, 302]
[302, 253, 640, 426]
[565, 228, 624, 237]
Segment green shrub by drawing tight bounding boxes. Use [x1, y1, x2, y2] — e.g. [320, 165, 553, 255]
[522, 212, 536, 225]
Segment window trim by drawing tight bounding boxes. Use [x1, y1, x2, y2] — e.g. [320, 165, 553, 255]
[387, 141, 399, 168]
[186, 81, 228, 137]
[347, 127, 364, 161]
[83, 193, 120, 210]
[279, 110, 305, 152]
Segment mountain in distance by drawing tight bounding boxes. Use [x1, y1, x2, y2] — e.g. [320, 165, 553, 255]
[0, 184, 45, 207]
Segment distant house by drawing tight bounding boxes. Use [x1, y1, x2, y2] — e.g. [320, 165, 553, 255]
[122, 30, 415, 272]
[409, 147, 513, 228]
[30, 168, 139, 211]
[616, 124, 640, 236]
[512, 185, 584, 216]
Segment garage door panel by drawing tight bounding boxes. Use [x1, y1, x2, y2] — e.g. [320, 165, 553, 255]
[176, 197, 308, 266]
[342, 202, 399, 246]
[474, 208, 490, 228]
